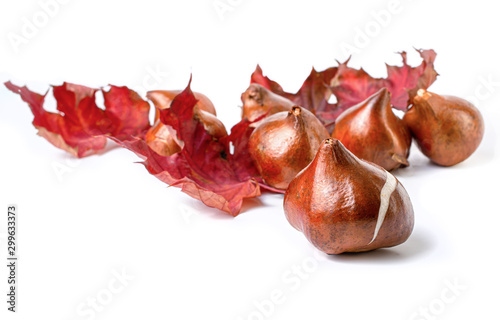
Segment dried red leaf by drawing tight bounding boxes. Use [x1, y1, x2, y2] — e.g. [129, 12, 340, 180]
[115, 80, 262, 216]
[251, 65, 338, 121]
[144, 89, 222, 157]
[331, 49, 438, 112]
[288, 67, 339, 116]
[6, 82, 107, 157]
[7, 79, 264, 215]
[250, 49, 438, 125]
[250, 65, 288, 96]
[5, 82, 151, 157]
[103, 85, 151, 140]
[392, 50, 438, 105]
[221, 118, 260, 182]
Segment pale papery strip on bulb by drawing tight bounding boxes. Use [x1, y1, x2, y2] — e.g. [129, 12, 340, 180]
[369, 170, 397, 244]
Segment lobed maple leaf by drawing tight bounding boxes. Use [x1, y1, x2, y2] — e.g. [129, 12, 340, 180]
[251, 65, 338, 116]
[250, 48, 438, 126]
[221, 118, 260, 182]
[102, 85, 151, 140]
[330, 48, 438, 112]
[115, 80, 262, 216]
[6, 79, 268, 216]
[5, 82, 151, 157]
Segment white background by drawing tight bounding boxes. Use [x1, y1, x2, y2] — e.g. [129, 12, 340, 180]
[1, 0, 500, 319]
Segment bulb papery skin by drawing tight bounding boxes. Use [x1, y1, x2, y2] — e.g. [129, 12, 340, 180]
[147, 90, 217, 115]
[403, 89, 484, 166]
[248, 106, 329, 190]
[284, 138, 414, 255]
[331, 88, 412, 171]
[193, 107, 228, 138]
[145, 122, 183, 156]
[144, 90, 226, 156]
[241, 83, 295, 122]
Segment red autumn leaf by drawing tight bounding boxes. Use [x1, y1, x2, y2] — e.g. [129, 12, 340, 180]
[330, 48, 438, 112]
[250, 65, 289, 96]
[5, 82, 151, 157]
[115, 80, 262, 216]
[250, 49, 438, 125]
[221, 118, 260, 182]
[103, 85, 151, 140]
[251, 66, 337, 112]
[388, 49, 438, 106]
[6, 81, 108, 157]
[250, 65, 339, 123]
[288, 67, 339, 116]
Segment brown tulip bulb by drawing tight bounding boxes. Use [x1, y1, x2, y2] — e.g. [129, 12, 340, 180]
[145, 90, 226, 156]
[248, 106, 329, 190]
[403, 89, 484, 166]
[284, 138, 414, 254]
[241, 83, 295, 122]
[331, 88, 412, 171]
[193, 107, 227, 139]
[145, 121, 183, 156]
